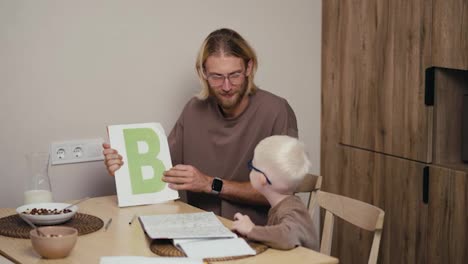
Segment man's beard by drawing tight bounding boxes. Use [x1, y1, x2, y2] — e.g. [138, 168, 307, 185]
[211, 83, 248, 111]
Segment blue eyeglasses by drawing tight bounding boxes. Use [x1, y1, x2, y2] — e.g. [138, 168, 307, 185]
[247, 160, 272, 185]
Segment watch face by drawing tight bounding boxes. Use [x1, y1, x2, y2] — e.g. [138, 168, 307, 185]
[212, 178, 223, 192]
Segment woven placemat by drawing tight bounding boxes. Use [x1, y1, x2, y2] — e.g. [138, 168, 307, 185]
[150, 239, 268, 262]
[0, 213, 104, 239]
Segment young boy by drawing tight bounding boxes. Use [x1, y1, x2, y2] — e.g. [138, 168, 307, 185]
[232, 135, 319, 250]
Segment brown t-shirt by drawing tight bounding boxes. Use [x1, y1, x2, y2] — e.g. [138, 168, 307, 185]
[168, 89, 298, 225]
[246, 195, 319, 251]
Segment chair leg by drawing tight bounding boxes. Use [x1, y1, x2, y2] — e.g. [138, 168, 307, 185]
[368, 229, 382, 264]
[320, 211, 334, 255]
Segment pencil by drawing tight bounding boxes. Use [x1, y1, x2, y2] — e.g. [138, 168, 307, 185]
[128, 214, 137, 225]
[104, 218, 112, 231]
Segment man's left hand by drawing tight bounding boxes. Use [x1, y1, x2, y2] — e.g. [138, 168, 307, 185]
[163, 164, 212, 193]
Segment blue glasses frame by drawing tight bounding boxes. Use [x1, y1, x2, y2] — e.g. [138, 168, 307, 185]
[247, 160, 272, 185]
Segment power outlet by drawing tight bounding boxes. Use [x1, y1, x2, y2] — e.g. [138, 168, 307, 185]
[72, 146, 83, 158]
[50, 138, 105, 165]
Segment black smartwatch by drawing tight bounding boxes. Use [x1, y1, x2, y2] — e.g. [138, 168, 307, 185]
[211, 177, 223, 195]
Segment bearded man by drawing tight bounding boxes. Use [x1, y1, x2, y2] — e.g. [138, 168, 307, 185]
[103, 28, 298, 225]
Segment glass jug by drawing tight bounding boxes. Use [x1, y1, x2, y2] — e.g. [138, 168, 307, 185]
[24, 152, 53, 204]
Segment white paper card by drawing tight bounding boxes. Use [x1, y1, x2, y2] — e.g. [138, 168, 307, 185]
[107, 122, 179, 207]
[177, 238, 256, 259]
[100, 256, 203, 264]
[139, 212, 237, 239]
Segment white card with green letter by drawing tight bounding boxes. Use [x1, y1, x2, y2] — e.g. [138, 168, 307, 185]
[107, 122, 179, 207]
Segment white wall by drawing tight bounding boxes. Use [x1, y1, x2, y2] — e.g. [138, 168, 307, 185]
[0, 0, 321, 207]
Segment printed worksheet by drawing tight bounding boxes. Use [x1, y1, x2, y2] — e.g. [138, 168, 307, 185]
[107, 122, 179, 207]
[139, 212, 237, 239]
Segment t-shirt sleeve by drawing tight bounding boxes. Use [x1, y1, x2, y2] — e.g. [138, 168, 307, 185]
[168, 116, 183, 166]
[272, 99, 298, 138]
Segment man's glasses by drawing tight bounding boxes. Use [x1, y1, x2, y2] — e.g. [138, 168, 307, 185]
[247, 160, 272, 185]
[205, 72, 245, 87]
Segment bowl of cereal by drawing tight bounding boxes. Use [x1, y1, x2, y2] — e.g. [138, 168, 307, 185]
[17, 203, 78, 225]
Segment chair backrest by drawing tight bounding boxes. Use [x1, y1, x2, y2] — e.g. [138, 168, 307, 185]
[294, 173, 322, 217]
[317, 191, 385, 264]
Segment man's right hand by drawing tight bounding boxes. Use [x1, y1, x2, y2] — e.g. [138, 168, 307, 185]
[102, 143, 124, 176]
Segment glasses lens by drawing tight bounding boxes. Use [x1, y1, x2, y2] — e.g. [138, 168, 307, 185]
[228, 73, 244, 85]
[207, 75, 224, 86]
[207, 72, 244, 86]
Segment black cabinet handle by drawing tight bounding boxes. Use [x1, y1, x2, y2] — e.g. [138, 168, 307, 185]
[423, 166, 429, 204]
[425, 67, 435, 106]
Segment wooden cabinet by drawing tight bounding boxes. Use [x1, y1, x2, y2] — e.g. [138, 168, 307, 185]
[326, 146, 377, 264]
[325, 146, 428, 264]
[432, 0, 468, 70]
[377, 154, 428, 264]
[427, 167, 468, 264]
[322, 0, 468, 263]
[323, 146, 468, 264]
[433, 68, 468, 169]
[335, 0, 433, 162]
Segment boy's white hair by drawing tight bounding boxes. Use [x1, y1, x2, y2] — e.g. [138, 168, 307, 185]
[254, 135, 311, 192]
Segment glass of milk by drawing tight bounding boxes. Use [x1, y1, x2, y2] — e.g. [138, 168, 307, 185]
[24, 152, 53, 204]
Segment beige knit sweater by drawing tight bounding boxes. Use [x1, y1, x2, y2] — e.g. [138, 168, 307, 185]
[246, 195, 319, 251]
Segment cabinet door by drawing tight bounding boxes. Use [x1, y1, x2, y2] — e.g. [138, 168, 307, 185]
[432, 0, 468, 70]
[334, 0, 433, 162]
[328, 146, 381, 264]
[427, 167, 467, 263]
[325, 146, 428, 264]
[377, 153, 428, 264]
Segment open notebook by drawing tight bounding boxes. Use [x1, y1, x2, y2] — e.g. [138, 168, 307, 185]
[173, 237, 256, 259]
[139, 212, 256, 258]
[100, 256, 203, 264]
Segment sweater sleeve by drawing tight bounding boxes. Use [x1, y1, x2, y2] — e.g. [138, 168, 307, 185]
[245, 213, 304, 250]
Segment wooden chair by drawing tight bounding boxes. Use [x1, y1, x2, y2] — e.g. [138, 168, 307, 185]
[317, 191, 385, 264]
[295, 173, 322, 217]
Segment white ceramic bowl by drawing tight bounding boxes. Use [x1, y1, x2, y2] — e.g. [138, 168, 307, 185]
[16, 203, 78, 225]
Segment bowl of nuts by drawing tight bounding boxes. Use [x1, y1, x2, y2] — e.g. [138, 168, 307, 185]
[30, 226, 78, 259]
[16, 203, 78, 225]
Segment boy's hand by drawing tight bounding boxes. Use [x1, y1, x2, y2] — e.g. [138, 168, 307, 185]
[232, 212, 255, 235]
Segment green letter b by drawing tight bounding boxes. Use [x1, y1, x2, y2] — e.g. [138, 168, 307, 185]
[123, 128, 166, 194]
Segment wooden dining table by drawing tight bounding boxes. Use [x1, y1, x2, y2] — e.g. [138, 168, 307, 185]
[0, 196, 338, 264]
